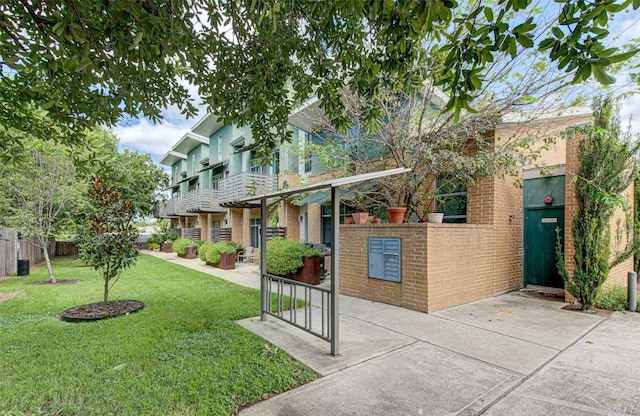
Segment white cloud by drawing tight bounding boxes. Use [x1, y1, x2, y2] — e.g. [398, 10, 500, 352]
[112, 118, 192, 160]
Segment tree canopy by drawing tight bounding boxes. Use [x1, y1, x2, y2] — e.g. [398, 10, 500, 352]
[1, 0, 638, 161]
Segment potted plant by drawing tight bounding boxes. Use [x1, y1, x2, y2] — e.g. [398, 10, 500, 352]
[147, 242, 160, 251]
[199, 241, 238, 269]
[266, 238, 322, 285]
[173, 238, 197, 259]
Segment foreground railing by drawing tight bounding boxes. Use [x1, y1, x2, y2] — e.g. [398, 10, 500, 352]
[263, 273, 332, 342]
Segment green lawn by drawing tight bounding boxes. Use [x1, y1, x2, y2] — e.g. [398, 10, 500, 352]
[0, 255, 317, 415]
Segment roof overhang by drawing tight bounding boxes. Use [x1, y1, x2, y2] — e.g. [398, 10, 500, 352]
[173, 132, 209, 155]
[191, 113, 226, 137]
[159, 151, 187, 166]
[498, 106, 592, 126]
[231, 167, 411, 208]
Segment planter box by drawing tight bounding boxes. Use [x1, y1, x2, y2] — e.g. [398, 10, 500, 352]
[160, 243, 173, 253]
[180, 246, 197, 259]
[206, 252, 236, 270]
[283, 256, 321, 285]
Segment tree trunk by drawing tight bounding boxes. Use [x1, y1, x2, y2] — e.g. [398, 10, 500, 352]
[103, 278, 110, 314]
[40, 239, 56, 283]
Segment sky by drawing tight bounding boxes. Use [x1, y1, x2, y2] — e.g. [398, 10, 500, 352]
[112, 6, 640, 167]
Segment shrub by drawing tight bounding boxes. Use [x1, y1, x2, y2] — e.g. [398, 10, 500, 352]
[173, 238, 196, 255]
[199, 241, 237, 263]
[147, 243, 160, 250]
[266, 238, 321, 276]
[596, 285, 640, 311]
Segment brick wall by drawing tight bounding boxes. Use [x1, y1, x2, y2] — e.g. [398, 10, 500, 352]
[340, 222, 519, 313]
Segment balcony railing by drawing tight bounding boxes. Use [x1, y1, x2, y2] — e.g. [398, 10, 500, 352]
[155, 198, 196, 218]
[218, 172, 277, 205]
[155, 200, 177, 218]
[184, 189, 226, 213]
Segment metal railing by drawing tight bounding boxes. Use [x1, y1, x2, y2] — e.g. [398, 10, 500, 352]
[263, 273, 332, 342]
[184, 189, 225, 213]
[218, 172, 277, 204]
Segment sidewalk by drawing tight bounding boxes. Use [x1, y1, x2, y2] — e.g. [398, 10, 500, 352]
[145, 251, 640, 415]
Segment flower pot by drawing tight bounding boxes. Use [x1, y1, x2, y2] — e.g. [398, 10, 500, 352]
[387, 207, 407, 224]
[184, 245, 197, 259]
[352, 212, 370, 224]
[286, 256, 321, 285]
[428, 212, 445, 223]
[207, 252, 236, 270]
[373, 218, 381, 224]
[368, 215, 375, 223]
[344, 216, 355, 224]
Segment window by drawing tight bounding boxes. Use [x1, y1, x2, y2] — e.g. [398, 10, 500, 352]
[250, 218, 261, 247]
[217, 136, 223, 161]
[303, 134, 313, 173]
[435, 176, 467, 223]
[191, 154, 196, 176]
[211, 173, 223, 190]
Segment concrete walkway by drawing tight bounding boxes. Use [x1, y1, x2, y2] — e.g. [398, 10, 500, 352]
[145, 251, 640, 415]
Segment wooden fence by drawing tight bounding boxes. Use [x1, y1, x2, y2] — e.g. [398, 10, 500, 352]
[0, 228, 59, 277]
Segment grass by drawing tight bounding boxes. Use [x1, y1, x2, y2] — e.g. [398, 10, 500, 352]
[0, 255, 317, 415]
[595, 285, 640, 311]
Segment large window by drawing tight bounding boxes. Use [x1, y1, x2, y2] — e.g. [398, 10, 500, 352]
[217, 136, 223, 161]
[250, 218, 261, 247]
[435, 177, 467, 223]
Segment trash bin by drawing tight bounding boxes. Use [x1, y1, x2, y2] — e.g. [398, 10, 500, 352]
[17, 259, 29, 276]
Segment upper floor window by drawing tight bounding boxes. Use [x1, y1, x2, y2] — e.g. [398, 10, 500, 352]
[301, 132, 313, 173]
[435, 176, 467, 223]
[212, 173, 223, 190]
[217, 136, 223, 161]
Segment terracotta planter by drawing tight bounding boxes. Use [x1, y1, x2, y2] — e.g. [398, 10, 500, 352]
[344, 216, 355, 224]
[387, 207, 407, 224]
[352, 212, 370, 224]
[160, 242, 173, 253]
[373, 218, 381, 224]
[428, 213, 444, 223]
[207, 252, 235, 270]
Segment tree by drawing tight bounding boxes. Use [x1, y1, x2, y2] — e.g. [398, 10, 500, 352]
[0, 140, 84, 282]
[82, 129, 169, 218]
[305, 85, 556, 222]
[77, 176, 139, 313]
[557, 96, 640, 310]
[1, 1, 637, 162]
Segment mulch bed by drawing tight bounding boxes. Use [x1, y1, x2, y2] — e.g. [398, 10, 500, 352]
[561, 304, 613, 317]
[60, 300, 144, 322]
[28, 279, 82, 285]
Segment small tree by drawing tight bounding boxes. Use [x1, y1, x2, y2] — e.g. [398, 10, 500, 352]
[0, 140, 83, 282]
[557, 96, 640, 310]
[77, 176, 139, 313]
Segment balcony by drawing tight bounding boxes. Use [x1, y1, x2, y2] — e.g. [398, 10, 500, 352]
[154, 198, 196, 218]
[184, 189, 226, 213]
[155, 200, 178, 218]
[218, 172, 278, 207]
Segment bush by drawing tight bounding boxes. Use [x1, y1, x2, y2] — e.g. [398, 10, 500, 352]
[199, 241, 237, 264]
[148, 243, 160, 250]
[266, 238, 321, 276]
[596, 285, 640, 311]
[173, 238, 196, 255]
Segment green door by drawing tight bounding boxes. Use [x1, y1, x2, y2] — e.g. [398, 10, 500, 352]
[524, 207, 564, 288]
